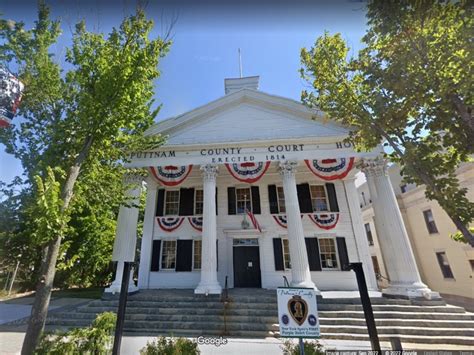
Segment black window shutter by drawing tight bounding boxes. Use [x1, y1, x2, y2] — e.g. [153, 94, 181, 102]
[215, 187, 218, 215]
[156, 189, 165, 216]
[297, 183, 313, 213]
[150, 240, 161, 271]
[305, 238, 322, 271]
[273, 238, 284, 271]
[268, 185, 279, 214]
[251, 186, 261, 214]
[336, 237, 350, 271]
[326, 183, 339, 212]
[216, 240, 218, 271]
[176, 240, 193, 271]
[227, 187, 236, 215]
[178, 188, 195, 216]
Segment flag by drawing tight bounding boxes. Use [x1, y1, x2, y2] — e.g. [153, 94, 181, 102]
[246, 209, 262, 232]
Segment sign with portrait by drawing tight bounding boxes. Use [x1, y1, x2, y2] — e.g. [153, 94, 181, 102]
[277, 287, 320, 338]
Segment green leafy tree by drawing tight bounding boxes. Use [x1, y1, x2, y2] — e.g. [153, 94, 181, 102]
[0, 3, 169, 353]
[300, 0, 474, 245]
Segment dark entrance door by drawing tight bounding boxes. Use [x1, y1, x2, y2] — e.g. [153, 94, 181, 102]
[233, 246, 262, 288]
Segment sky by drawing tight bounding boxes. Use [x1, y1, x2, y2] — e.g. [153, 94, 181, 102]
[0, 0, 369, 184]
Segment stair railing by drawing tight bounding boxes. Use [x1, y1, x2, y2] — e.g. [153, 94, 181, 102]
[282, 275, 290, 287]
[221, 275, 230, 336]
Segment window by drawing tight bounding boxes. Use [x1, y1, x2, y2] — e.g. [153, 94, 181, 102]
[435, 252, 454, 279]
[277, 186, 286, 213]
[423, 209, 439, 234]
[282, 239, 291, 269]
[193, 240, 202, 270]
[194, 190, 203, 215]
[309, 185, 329, 212]
[469, 260, 474, 272]
[319, 238, 338, 269]
[161, 240, 177, 270]
[400, 184, 407, 193]
[371, 256, 381, 275]
[165, 190, 180, 215]
[365, 223, 374, 246]
[236, 187, 251, 214]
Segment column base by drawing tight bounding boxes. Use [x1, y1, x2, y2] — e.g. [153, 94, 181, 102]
[382, 282, 441, 300]
[290, 279, 321, 295]
[194, 282, 222, 295]
[104, 282, 138, 294]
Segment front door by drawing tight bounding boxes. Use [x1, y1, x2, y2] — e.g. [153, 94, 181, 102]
[233, 243, 262, 288]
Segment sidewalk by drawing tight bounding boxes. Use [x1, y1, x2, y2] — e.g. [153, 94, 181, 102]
[2, 332, 474, 355]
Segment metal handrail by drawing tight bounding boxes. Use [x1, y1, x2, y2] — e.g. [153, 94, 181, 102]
[221, 275, 230, 336]
[283, 275, 290, 287]
[222, 275, 229, 301]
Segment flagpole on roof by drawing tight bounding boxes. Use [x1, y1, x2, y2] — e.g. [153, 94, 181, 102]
[238, 48, 243, 78]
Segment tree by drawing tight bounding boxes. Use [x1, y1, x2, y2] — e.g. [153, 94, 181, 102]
[0, 3, 169, 353]
[300, 0, 474, 245]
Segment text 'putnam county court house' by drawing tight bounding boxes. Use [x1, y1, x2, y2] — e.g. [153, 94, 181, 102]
[106, 76, 440, 300]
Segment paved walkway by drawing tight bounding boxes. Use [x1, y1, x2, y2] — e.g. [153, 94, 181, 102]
[0, 296, 90, 325]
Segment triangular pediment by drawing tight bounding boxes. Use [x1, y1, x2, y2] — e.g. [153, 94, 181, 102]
[146, 89, 349, 147]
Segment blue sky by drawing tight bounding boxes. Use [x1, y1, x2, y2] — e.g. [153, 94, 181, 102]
[0, 0, 369, 184]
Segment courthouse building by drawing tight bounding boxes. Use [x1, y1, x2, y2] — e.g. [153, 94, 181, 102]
[107, 76, 440, 300]
[359, 163, 474, 309]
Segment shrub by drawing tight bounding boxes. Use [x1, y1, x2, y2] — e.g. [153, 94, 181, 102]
[281, 339, 325, 355]
[35, 311, 116, 354]
[139, 336, 200, 355]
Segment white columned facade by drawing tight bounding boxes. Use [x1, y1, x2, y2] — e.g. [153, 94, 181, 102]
[279, 161, 319, 292]
[105, 174, 142, 293]
[195, 164, 222, 294]
[360, 158, 440, 299]
[343, 177, 378, 290]
[137, 177, 158, 289]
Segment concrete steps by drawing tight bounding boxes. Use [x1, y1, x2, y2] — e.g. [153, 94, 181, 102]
[45, 289, 474, 346]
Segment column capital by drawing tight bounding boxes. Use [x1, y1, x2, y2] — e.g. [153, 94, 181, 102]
[145, 174, 158, 189]
[357, 157, 388, 177]
[124, 173, 144, 185]
[200, 164, 219, 181]
[278, 160, 298, 177]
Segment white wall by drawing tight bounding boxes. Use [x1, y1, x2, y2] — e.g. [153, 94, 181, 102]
[143, 162, 363, 291]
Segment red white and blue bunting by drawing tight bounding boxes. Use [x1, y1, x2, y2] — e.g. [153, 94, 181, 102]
[188, 217, 203, 232]
[156, 217, 185, 232]
[272, 214, 303, 229]
[225, 162, 271, 183]
[307, 213, 339, 230]
[0, 66, 24, 128]
[304, 158, 355, 181]
[149, 165, 193, 187]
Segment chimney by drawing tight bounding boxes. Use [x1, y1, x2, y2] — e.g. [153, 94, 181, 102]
[224, 76, 259, 94]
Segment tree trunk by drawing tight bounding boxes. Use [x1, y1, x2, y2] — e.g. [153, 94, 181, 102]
[20, 236, 61, 354]
[21, 137, 93, 355]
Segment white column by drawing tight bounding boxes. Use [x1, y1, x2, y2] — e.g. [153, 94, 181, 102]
[105, 174, 142, 294]
[137, 177, 158, 289]
[195, 164, 222, 294]
[279, 161, 319, 293]
[360, 158, 440, 299]
[343, 177, 378, 291]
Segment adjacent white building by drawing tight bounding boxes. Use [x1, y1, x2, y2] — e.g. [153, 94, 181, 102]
[106, 76, 439, 300]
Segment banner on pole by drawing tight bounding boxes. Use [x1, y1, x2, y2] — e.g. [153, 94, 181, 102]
[277, 287, 320, 338]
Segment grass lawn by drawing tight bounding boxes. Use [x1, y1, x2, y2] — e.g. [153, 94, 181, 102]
[51, 287, 104, 299]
